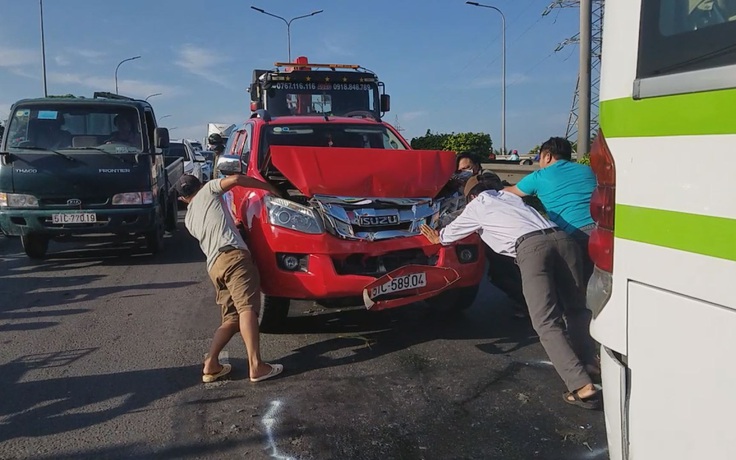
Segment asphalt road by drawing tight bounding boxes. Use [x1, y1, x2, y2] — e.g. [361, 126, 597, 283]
[0, 219, 608, 460]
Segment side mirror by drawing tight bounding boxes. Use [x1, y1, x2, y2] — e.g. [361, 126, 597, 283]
[249, 83, 259, 102]
[155, 128, 169, 149]
[216, 155, 242, 175]
[380, 94, 391, 112]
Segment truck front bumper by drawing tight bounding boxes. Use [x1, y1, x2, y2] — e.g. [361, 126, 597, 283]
[252, 228, 484, 306]
[0, 207, 157, 237]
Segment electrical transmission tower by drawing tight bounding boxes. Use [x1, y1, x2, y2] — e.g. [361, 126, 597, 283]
[393, 115, 405, 133]
[544, 0, 604, 153]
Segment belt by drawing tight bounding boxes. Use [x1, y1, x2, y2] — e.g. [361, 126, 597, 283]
[219, 245, 242, 253]
[515, 227, 561, 251]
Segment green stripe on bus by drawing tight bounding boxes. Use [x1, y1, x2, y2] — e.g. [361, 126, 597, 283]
[616, 205, 736, 261]
[600, 89, 736, 137]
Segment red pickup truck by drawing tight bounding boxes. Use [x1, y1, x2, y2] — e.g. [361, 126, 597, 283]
[218, 110, 484, 330]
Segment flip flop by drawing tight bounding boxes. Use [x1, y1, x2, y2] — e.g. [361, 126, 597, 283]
[202, 363, 232, 383]
[563, 390, 601, 410]
[250, 363, 283, 383]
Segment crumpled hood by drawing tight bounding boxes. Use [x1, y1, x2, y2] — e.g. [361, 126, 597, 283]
[269, 146, 456, 198]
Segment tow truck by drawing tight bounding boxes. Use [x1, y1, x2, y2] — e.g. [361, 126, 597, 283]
[215, 58, 484, 331]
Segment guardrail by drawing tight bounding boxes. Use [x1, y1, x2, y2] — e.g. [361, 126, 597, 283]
[480, 162, 538, 185]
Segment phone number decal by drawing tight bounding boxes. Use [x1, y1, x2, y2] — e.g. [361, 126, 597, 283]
[274, 82, 372, 91]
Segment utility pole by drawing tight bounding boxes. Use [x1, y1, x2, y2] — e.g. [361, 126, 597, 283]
[545, 0, 604, 157]
[39, 0, 48, 97]
[578, 0, 592, 156]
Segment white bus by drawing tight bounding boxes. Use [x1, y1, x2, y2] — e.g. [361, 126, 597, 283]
[590, 1, 736, 459]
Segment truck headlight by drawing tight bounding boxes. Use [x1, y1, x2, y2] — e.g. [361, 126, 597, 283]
[0, 192, 39, 208]
[265, 196, 323, 234]
[112, 192, 154, 205]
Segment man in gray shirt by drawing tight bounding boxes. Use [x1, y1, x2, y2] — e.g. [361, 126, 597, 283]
[176, 174, 284, 383]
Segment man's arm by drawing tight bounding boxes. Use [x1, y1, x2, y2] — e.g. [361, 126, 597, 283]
[219, 175, 280, 196]
[419, 201, 482, 245]
[503, 185, 528, 197]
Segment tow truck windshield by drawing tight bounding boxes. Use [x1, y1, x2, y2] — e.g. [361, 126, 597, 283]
[264, 82, 378, 117]
[6, 104, 144, 153]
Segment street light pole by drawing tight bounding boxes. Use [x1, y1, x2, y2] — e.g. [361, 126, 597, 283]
[145, 93, 162, 101]
[466, 1, 506, 155]
[250, 6, 324, 62]
[115, 55, 141, 94]
[39, 0, 48, 97]
[158, 114, 171, 124]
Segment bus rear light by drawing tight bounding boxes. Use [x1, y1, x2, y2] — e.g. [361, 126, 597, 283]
[590, 186, 615, 230]
[589, 227, 614, 273]
[589, 130, 616, 273]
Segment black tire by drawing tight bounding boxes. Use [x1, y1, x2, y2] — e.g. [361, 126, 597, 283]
[426, 284, 480, 314]
[145, 205, 166, 254]
[21, 234, 49, 259]
[165, 193, 178, 232]
[259, 295, 290, 332]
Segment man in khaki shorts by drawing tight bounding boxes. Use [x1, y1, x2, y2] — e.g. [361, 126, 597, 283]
[176, 174, 283, 383]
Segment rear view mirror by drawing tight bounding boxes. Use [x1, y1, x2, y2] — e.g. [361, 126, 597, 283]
[217, 156, 242, 175]
[380, 94, 391, 112]
[155, 128, 170, 149]
[249, 83, 259, 102]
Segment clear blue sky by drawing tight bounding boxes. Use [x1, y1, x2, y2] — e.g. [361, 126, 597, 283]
[0, 0, 581, 153]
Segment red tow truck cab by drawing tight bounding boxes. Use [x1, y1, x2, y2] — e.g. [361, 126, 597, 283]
[220, 58, 484, 330]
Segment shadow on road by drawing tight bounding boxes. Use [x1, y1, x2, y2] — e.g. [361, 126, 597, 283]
[267, 282, 540, 380]
[0, 348, 200, 443]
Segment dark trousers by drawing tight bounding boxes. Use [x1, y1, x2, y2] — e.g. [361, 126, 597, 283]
[569, 223, 596, 285]
[515, 230, 597, 391]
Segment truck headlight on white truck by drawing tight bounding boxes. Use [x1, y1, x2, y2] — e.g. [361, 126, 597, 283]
[0, 193, 39, 208]
[265, 196, 324, 234]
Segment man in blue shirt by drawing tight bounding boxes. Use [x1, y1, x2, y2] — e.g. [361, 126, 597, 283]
[505, 137, 597, 281]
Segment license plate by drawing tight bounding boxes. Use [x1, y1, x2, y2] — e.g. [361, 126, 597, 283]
[52, 213, 97, 224]
[370, 272, 427, 298]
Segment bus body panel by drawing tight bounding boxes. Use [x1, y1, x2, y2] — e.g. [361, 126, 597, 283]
[628, 282, 736, 460]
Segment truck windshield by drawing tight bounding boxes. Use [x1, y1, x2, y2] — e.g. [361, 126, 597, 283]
[260, 123, 407, 164]
[265, 82, 377, 117]
[5, 104, 144, 153]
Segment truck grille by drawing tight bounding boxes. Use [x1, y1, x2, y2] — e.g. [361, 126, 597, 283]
[311, 195, 438, 241]
[40, 196, 111, 208]
[332, 248, 438, 276]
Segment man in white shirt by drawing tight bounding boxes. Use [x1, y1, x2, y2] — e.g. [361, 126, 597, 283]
[420, 172, 600, 409]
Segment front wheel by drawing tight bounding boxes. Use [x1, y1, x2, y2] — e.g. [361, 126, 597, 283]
[425, 284, 480, 314]
[259, 295, 290, 332]
[145, 205, 166, 254]
[21, 234, 49, 259]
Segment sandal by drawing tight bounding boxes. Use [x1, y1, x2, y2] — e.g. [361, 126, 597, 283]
[202, 363, 232, 383]
[563, 389, 601, 410]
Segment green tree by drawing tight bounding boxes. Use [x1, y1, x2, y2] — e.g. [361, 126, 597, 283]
[47, 94, 79, 98]
[444, 132, 493, 158]
[410, 130, 493, 159]
[0, 123, 4, 140]
[410, 129, 450, 150]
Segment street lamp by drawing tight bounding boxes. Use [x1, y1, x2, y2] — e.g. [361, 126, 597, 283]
[39, 0, 48, 97]
[158, 114, 171, 123]
[466, 1, 506, 155]
[115, 55, 141, 94]
[250, 6, 324, 62]
[145, 93, 162, 101]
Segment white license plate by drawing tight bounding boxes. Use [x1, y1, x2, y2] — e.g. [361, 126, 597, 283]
[52, 213, 97, 224]
[370, 272, 427, 298]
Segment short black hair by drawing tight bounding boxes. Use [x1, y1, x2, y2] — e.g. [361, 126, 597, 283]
[540, 137, 572, 161]
[456, 153, 479, 169]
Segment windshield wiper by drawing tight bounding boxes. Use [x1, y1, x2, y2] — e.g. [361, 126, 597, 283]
[14, 145, 76, 162]
[659, 43, 736, 74]
[69, 147, 134, 164]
